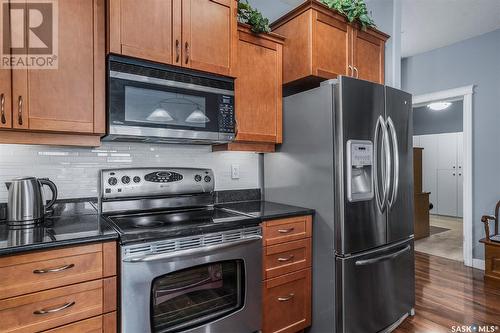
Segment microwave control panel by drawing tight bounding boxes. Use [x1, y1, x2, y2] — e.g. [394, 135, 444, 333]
[218, 95, 235, 133]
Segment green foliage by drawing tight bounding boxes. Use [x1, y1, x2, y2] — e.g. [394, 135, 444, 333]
[319, 0, 375, 30]
[237, 0, 271, 34]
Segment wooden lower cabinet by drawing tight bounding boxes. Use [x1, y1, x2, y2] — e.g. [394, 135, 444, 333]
[262, 216, 312, 333]
[0, 242, 117, 333]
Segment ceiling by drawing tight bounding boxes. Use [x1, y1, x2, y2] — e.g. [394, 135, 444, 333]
[248, 0, 500, 58]
[401, 0, 500, 58]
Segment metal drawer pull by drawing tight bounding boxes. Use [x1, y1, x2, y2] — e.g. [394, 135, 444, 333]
[185, 42, 190, 64]
[175, 39, 180, 63]
[277, 293, 295, 302]
[33, 301, 75, 315]
[33, 263, 75, 274]
[278, 227, 294, 233]
[277, 255, 295, 262]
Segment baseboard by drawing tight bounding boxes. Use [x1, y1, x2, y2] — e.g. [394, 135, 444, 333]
[472, 259, 485, 270]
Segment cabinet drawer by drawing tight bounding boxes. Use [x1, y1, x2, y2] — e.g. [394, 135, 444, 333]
[0, 242, 116, 300]
[263, 216, 312, 246]
[264, 238, 311, 279]
[43, 312, 117, 333]
[263, 269, 311, 333]
[0, 279, 106, 333]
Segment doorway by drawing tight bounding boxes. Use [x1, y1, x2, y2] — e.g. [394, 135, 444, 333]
[411, 86, 474, 267]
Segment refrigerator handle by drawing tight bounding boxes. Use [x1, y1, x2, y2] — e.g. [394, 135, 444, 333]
[355, 245, 411, 266]
[374, 116, 390, 212]
[387, 117, 399, 208]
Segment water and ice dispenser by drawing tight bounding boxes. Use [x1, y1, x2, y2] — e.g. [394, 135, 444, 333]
[346, 140, 374, 202]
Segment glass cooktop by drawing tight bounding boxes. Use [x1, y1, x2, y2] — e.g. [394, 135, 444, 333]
[105, 207, 258, 243]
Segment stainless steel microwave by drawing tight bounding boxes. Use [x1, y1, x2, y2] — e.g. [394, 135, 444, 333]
[103, 56, 235, 144]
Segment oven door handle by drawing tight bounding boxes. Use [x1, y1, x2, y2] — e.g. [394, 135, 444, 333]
[123, 235, 262, 263]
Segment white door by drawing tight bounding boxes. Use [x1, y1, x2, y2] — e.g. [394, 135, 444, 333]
[437, 169, 458, 216]
[413, 135, 421, 147]
[457, 171, 463, 217]
[438, 133, 458, 170]
[456, 132, 464, 171]
[419, 135, 438, 213]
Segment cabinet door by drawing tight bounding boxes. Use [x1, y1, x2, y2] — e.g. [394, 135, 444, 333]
[437, 170, 458, 216]
[352, 29, 385, 84]
[312, 11, 350, 79]
[235, 29, 282, 143]
[419, 135, 438, 212]
[19, 0, 103, 134]
[0, 1, 11, 129]
[437, 133, 458, 170]
[182, 0, 235, 76]
[109, 0, 176, 65]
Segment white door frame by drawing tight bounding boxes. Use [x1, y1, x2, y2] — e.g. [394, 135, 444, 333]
[413, 85, 474, 268]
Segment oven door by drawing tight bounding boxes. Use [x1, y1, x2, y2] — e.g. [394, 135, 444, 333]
[121, 234, 262, 333]
[106, 58, 235, 143]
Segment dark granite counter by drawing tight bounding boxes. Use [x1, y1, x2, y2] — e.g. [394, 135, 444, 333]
[217, 200, 314, 220]
[0, 199, 118, 256]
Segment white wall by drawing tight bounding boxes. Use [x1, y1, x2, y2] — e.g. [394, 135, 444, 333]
[0, 143, 260, 202]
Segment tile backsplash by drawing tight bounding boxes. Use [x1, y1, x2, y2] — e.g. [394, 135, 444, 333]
[0, 143, 260, 202]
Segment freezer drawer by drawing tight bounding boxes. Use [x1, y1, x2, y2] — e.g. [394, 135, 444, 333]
[336, 239, 415, 333]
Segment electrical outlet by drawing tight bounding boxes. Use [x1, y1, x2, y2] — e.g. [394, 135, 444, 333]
[231, 164, 240, 179]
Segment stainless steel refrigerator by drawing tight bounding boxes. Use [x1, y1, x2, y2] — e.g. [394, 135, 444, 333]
[264, 76, 415, 333]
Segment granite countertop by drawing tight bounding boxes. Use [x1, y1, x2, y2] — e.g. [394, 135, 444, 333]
[0, 199, 118, 256]
[217, 200, 315, 220]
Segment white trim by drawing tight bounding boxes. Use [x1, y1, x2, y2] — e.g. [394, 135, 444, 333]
[413, 85, 475, 268]
[472, 259, 485, 271]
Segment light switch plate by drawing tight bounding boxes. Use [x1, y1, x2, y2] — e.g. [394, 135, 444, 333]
[231, 164, 240, 179]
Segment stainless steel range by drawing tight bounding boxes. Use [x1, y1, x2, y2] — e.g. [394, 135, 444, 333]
[99, 168, 262, 333]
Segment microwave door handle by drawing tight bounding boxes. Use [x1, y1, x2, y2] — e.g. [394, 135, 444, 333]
[124, 235, 262, 262]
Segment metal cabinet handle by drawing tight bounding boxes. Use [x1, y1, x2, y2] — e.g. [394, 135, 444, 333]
[277, 255, 295, 262]
[278, 227, 294, 234]
[277, 293, 295, 302]
[185, 42, 190, 64]
[452, 173, 456, 176]
[175, 39, 180, 63]
[17, 96, 23, 125]
[33, 263, 75, 274]
[234, 119, 239, 137]
[0, 93, 5, 124]
[348, 65, 353, 77]
[458, 173, 462, 176]
[33, 301, 75, 315]
[353, 66, 359, 78]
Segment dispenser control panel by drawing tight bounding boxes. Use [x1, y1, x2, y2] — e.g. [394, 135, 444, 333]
[346, 140, 374, 202]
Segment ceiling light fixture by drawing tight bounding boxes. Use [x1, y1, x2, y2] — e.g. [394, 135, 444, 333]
[427, 102, 451, 111]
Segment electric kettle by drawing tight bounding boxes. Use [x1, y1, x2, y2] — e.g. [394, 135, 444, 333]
[5, 177, 58, 224]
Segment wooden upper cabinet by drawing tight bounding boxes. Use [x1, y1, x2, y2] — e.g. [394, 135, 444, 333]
[271, 0, 388, 90]
[213, 24, 284, 153]
[352, 27, 386, 84]
[182, 0, 236, 76]
[108, 0, 237, 76]
[108, 0, 175, 65]
[9, 0, 105, 135]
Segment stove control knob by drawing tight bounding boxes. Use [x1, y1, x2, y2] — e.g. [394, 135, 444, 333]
[108, 177, 118, 186]
[204, 175, 211, 183]
[194, 174, 202, 182]
[121, 176, 130, 184]
[133, 176, 141, 183]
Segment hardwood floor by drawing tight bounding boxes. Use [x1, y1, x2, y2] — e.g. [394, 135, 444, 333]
[395, 252, 500, 332]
